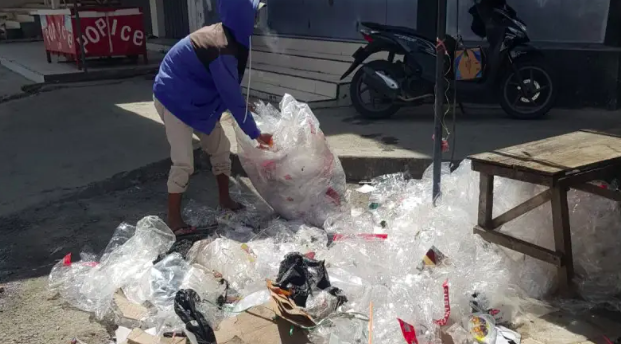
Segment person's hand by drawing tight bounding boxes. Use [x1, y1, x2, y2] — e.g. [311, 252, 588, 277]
[257, 133, 273, 147]
[247, 102, 256, 113]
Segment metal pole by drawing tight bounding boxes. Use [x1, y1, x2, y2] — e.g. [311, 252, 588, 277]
[73, 0, 87, 73]
[432, 0, 447, 205]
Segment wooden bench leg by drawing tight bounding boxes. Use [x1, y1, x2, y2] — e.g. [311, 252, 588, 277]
[551, 185, 574, 294]
[478, 173, 494, 229]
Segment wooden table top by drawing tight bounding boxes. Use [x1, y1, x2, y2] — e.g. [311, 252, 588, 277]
[469, 129, 621, 176]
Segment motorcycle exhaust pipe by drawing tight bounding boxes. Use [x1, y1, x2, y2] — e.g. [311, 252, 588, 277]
[362, 66, 400, 99]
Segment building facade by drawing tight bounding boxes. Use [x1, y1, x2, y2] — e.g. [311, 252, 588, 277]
[147, 0, 621, 109]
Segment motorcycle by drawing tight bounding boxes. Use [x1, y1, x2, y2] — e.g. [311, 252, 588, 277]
[340, 0, 557, 120]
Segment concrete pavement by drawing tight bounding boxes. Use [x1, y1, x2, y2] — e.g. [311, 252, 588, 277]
[0, 77, 170, 216]
[1, 74, 621, 217]
[0, 65, 31, 101]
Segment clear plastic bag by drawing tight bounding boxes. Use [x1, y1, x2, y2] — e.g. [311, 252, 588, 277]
[78, 216, 176, 318]
[48, 252, 99, 311]
[99, 222, 136, 262]
[235, 94, 347, 227]
[180, 263, 228, 327]
[186, 238, 259, 291]
[150, 253, 191, 309]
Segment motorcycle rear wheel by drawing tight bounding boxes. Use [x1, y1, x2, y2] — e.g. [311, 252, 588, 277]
[350, 60, 402, 120]
[499, 57, 557, 120]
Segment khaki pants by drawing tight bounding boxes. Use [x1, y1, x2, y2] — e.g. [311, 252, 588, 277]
[154, 97, 231, 194]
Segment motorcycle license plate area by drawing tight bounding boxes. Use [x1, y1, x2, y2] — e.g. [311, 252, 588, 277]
[455, 47, 484, 80]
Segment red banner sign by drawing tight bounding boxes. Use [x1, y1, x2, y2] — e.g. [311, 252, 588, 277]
[78, 14, 146, 56]
[40, 9, 146, 58]
[42, 14, 75, 54]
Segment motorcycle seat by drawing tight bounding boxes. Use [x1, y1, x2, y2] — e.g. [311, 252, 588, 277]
[360, 22, 457, 54]
[360, 22, 433, 42]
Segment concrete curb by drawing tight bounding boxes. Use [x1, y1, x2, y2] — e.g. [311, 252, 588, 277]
[0, 150, 434, 219]
[63, 150, 433, 201]
[42, 65, 158, 84]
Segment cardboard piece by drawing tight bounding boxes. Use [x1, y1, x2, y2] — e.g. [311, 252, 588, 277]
[266, 280, 317, 328]
[114, 291, 149, 322]
[124, 328, 187, 344]
[214, 304, 312, 344]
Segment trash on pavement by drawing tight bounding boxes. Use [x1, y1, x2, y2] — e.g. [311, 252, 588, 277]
[215, 304, 312, 344]
[496, 326, 521, 344]
[272, 252, 346, 309]
[466, 314, 497, 344]
[115, 326, 133, 344]
[355, 184, 376, 194]
[267, 280, 317, 328]
[124, 328, 187, 344]
[113, 291, 149, 324]
[416, 245, 447, 271]
[47, 97, 621, 344]
[174, 289, 217, 344]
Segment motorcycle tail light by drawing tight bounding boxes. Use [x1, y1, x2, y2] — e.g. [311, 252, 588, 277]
[362, 33, 373, 43]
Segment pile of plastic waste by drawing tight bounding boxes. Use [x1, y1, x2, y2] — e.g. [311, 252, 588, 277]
[47, 95, 621, 344]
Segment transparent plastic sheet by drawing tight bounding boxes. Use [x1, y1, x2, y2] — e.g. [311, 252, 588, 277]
[566, 189, 621, 311]
[182, 180, 277, 243]
[99, 222, 136, 262]
[78, 216, 176, 318]
[122, 265, 152, 305]
[182, 199, 218, 228]
[46, 148, 621, 343]
[180, 264, 227, 326]
[217, 177, 277, 230]
[304, 290, 341, 321]
[234, 94, 348, 227]
[186, 238, 260, 292]
[48, 224, 135, 309]
[149, 253, 191, 310]
[312, 161, 565, 343]
[230, 289, 271, 314]
[48, 252, 99, 311]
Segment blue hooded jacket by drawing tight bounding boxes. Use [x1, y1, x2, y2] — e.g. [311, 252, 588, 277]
[153, 0, 261, 139]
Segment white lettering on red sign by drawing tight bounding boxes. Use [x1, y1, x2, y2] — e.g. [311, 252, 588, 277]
[111, 18, 118, 35]
[120, 26, 131, 41]
[95, 18, 107, 38]
[85, 26, 100, 43]
[72, 16, 144, 51]
[133, 30, 144, 47]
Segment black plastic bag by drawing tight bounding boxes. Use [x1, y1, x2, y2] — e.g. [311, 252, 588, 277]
[275, 252, 347, 308]
[174, 289, 217, 344]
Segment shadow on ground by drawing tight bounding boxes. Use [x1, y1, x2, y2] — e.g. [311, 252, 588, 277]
[314, 104, 621, 163]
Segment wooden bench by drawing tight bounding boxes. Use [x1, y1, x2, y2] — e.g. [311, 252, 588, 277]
[469, 129, 621, 293]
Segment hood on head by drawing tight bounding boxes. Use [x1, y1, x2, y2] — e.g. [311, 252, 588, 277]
[219, 0, 261, 48]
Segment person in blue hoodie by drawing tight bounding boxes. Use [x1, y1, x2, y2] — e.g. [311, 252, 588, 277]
[153, 0, 271, 234]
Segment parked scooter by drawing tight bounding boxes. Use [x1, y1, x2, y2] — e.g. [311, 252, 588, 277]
[340, 0, 557, 120]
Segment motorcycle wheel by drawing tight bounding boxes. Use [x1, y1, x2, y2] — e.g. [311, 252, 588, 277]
[350, 60, 401, 120]
[499, 57, 557, 120]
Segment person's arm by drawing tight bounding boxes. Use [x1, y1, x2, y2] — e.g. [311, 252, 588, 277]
[209, 55, 260, 139]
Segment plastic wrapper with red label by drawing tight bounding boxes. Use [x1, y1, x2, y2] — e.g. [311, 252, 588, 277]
[234, 94, 347, 227]
[48, 216, 176, 319]
[48, 252, 99, 311]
